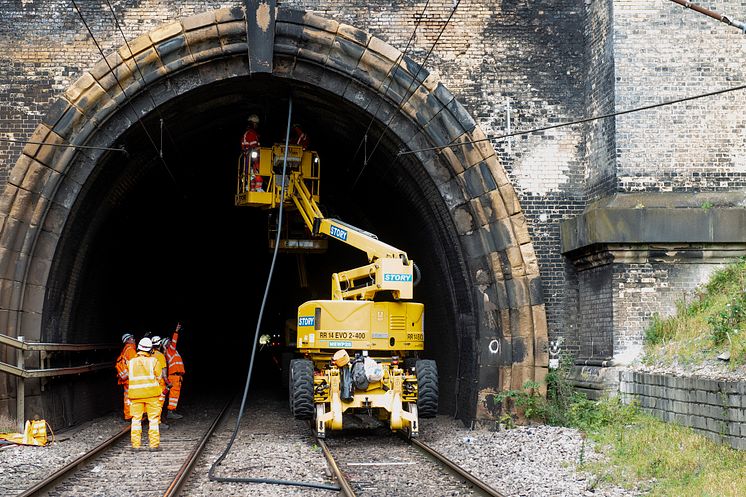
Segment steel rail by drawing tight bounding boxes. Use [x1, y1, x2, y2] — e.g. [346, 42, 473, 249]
[17, 425, 131, 497]
[162, 398, 233, 497]
[408, 437, 507, 497]
[317, 438, 356, 497]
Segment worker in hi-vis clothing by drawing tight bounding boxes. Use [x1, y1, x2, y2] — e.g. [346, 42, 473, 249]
[161, 322, 186, 419]
[149, 335, 170, 413]
[128, 338, 165, 449]
[241, 114, 262, 192]
[115, 333, 137, 420]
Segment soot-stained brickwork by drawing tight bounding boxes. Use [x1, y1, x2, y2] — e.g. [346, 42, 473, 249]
[0, 0, 744, 417]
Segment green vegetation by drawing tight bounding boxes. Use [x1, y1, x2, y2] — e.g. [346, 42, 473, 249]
[490, 260, 746, 494]
[586, 415, 746, 496]
[643, 258, 746, 367]
[498, 350, 746, 496]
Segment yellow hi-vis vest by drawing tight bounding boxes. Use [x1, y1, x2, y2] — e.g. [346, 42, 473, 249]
[128, 352, 163, 399]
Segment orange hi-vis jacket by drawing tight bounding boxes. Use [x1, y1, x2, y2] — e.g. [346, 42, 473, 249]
[116, 342, 137, 385]
[128, 352, 163, 399]
[165, 330, 185, 375]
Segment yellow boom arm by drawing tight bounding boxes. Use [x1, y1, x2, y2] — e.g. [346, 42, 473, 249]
[235, 144, 416, 301]
[290, 173, 415, 300]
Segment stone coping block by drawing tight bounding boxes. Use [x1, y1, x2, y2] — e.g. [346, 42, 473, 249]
[561, 193, 746, 254]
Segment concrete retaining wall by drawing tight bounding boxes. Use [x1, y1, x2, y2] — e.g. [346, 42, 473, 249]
[619, 370, 746, 450]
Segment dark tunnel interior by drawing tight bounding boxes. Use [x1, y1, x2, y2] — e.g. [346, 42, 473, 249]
[41, 75, 473, 424]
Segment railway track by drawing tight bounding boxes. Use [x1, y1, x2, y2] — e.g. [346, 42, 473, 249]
[16, 398, 231, 497]
[318, 428, 507, 497]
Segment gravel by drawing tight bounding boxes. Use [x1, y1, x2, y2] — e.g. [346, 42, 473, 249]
[0, 413, 123, 496]
[1, 395, 643, 497]
[629, 360, 746, 382]
[420, 417, 641, 497]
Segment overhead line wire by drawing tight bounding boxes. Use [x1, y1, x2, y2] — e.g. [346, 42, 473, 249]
[352, 0, 462, 189]
[0, 137, 125, 153]
[103, 0, 180, 153]
[71, 0, 180, 189]
[396, 82, 746, 157]
[349, 0, 431, 167]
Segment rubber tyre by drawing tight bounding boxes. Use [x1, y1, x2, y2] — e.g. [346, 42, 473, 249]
[289, 359, 314, 420]
[416, 359, 439, 418]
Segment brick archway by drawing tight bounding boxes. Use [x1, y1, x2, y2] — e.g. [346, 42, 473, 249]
[0, 7, 547, 420]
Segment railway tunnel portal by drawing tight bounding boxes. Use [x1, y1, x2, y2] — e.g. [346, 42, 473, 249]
[0, 7, 547, 427]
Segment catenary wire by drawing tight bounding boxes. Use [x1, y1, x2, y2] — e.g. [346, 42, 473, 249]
[349, 0, 431, 167]
[71, 0, 180, 189]
[352, 0, 462, 189]
[207, 95, 340, 491]
[103, 0, 180, 153]
[396, 82, 746, 157]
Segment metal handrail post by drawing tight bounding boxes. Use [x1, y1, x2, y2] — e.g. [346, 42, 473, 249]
[17, 336, 25, 431]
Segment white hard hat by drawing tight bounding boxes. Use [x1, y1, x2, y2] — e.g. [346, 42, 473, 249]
[121, 333, 134, 343]
[247, 114, 260, 124]
[137, 337, 153, 352]
[151, 336, 162, 347]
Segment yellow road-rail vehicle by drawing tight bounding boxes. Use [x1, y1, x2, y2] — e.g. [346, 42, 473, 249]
[235, 144, 438, 438]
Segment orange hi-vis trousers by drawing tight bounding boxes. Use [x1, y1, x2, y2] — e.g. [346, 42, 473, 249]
[167, 374, 182, 411]
[130, 397, 161, 449]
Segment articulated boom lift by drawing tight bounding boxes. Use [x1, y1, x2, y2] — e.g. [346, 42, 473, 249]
[235, 144, 438, 438]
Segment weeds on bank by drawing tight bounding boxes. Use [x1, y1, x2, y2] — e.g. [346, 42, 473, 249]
[586, 415, 746, 496]
[498, 357, 746, 496]
[643, 258, 746, 367]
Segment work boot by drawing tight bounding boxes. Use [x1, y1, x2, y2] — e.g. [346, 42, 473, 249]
[167, 411, 183, 420]
[160, 422, 169, 430]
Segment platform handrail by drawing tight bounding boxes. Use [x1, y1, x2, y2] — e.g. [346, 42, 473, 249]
[0, 333, 119, 352]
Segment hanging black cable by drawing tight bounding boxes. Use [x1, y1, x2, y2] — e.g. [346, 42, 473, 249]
[396, 82, 746, 157]
[71, 0, 180, 189]
[207, 96, 339, 491]
[351, 0, 462, 189]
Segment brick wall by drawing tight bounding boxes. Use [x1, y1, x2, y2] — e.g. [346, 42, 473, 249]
[613, 260, 723, 358]
[614, 0, 746, 193]
[578, 262, 613, 358]
[0, 0, 744, 370]
[621, 370, 746, 450]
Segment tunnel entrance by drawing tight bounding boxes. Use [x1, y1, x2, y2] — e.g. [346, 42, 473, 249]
[0, 7, 547, 427]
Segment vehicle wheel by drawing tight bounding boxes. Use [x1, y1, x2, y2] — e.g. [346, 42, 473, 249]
[289, 359, 314, 420]
[416, 359, 438, 418]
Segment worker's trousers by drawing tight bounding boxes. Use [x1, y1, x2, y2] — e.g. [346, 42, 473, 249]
[167, 374, 183, 411]
[130, 396, 161, 448]
[121, 384, 131, 420]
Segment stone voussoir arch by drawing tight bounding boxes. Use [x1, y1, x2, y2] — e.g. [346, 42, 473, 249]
[0, 6, 547, 414]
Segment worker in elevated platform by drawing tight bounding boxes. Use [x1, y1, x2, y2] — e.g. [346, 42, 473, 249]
[241, 114, 263, 192]
[128, 337, 165, 449]
[160, 322, 186, 420]
[115, 333, 137, 420]
[291, 123, 310, 149]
